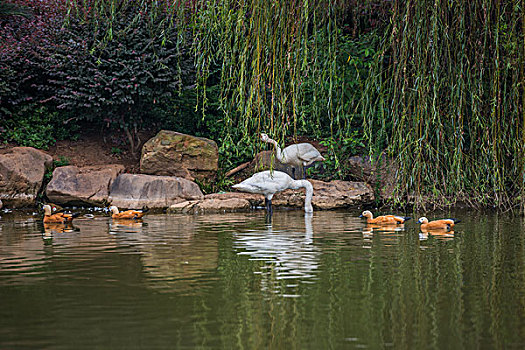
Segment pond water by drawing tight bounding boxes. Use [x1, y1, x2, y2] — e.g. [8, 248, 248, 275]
[0, 209, 524, 349]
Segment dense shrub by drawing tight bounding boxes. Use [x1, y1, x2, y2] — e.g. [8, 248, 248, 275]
[0, 0, 194, 154]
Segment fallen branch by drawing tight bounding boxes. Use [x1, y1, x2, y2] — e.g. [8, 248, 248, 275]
[225, 162, 250, 177]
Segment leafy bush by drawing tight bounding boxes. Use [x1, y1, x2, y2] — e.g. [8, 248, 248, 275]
[1, 106, 79, 149]
[1, 1, 193, 153]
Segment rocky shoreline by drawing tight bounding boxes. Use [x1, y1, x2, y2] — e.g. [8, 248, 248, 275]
[0, 130, 375, 212]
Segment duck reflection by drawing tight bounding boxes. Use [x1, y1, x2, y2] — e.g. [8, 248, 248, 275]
[234, 213, 319, 295]
[363, 223, 406, 234]
[361, 223, 406, 248]
[419, 227, 455, 241]
[109, 218, 146, 234]
[42, 222, 78, 239]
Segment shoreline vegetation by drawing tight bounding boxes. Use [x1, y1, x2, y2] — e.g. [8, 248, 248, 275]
[1, 0, 523, 211]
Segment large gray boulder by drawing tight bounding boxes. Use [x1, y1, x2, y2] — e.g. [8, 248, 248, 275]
[108, 173, 204, 209]
[140, 130, 218, 181]
[46, 165, 125, 206]
[0, 147, 53, 207]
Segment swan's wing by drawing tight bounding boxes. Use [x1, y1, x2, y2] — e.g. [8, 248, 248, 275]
[294, 144, 322, 162]
[298, 149, 322, 162]
[233, 171, 291, 194]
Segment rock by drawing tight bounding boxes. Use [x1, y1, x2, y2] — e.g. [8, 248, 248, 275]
[271, 180, 374, 209]
[0, 199, 2, 209]
[140, 130, 218, 181]
[195, 198, 251, 212]
[346, 155, 397, 199]
[0, 147, 53, 207]
[108, 173, 204, 209]
[167, 192, 257, 214]
[46, 165, 125, 206]
[168, 180, 373, 213]
[203, 192, 264, 207]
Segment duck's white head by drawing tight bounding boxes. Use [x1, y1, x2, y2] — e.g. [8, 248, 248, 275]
[260, 133, 270, 142]
[43, 204, 52, 216]
[418, 217, 428, 224]
[360, 210, 373, 219]
[109, 206, 119, 214]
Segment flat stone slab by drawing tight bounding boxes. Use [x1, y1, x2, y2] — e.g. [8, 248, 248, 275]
[0, 147, 53, 208]
[273, 179, 374, 210]
[168, 180, 373, 213]
[109, 173, 204, 209]
[46, 164, 125, 206]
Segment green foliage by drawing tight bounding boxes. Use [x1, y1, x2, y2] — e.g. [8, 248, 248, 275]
[111, 147, 122, 155]
[361, 0, 524, 209]
[43, 156, 70, 184]
[310, 131, 365, 181]
[54, 156, 70, 167]
[1, 106, 79, 149]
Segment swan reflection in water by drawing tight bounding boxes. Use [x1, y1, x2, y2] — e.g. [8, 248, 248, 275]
[234, 213, 319, 296]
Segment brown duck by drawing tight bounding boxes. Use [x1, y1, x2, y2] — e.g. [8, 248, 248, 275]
[109, 205, 148, 220]
[359, 210, 411, 224]
[43, 204, 80, 224]
[418, 217, 460, 231]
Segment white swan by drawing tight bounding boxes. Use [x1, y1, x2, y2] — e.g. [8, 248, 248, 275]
[232, 170, 314, 213]
[260, 133, 325, 179]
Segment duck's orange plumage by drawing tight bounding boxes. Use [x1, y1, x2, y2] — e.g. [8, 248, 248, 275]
[109, 206, 147, 220]
[418, 217, 460, 231]
[43, 205, 80, 224]
[359, 210, 411, 224]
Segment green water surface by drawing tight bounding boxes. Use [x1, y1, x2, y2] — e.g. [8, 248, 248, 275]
[0, 210, 524, 349]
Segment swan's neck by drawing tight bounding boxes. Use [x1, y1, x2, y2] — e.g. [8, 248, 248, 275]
[292, 179, 313, 213]
[265, 138, 285, 163]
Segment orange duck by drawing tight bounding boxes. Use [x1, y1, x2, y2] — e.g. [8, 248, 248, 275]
[109, 205, 148, 220]
[43, 204, 80, 224]
[418, 217, 460, 231]
[359, 210, 411, 224]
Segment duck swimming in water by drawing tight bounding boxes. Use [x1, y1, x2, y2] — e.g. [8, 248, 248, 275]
[108, 205, 148, 220]
[418, 217, 460, 231]
[43, 204, 80, 224]
[359, 210, 411, 225]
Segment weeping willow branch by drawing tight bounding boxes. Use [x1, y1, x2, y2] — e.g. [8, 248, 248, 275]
[62, 0, 524, 208]
[362, 0, 524, 209]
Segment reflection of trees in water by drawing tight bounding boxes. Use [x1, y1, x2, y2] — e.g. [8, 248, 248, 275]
[110, 214, 220, 294]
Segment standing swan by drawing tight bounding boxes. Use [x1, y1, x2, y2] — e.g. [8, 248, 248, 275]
[260, 133, 325, 179]
[232, 170, 314, 213]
